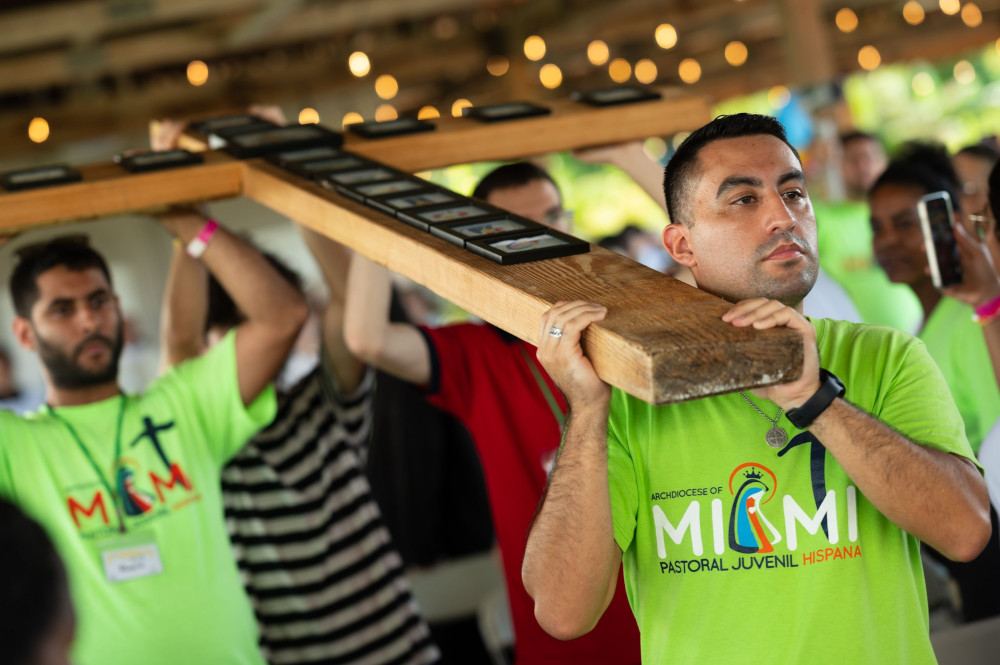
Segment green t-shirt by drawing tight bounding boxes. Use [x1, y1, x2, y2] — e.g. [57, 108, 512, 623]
[813, 200, 922, 332]
[0, 331, 275, 665]
[608, 319, 972, 664]
[919, 297, 1000, 453]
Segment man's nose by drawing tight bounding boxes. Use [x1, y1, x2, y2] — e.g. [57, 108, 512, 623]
[764, 194, 797, 235]
[75, 303, 99, 332]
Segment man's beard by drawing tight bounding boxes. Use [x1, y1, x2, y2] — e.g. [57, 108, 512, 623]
[710, 231, 819, 307]
[34, 323, 124, 390]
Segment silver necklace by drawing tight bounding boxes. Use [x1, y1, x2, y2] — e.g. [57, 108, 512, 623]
[738, 391, 788, 448]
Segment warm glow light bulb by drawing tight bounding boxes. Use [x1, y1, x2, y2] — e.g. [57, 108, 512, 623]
[539, 63, 563, 89]
[298, 108, 320, 124]
[587, 40, 610, 66]
[768, 86, 792, 109]
[375, 104, 398, 122]
[609, 58, 632, 83]
[524, 35, 546, 61]
[678, 58, 701, 84]
[187, 60, 209, 86]
[939, 0, 960, 16]
[349, 52, 371, 77]
[634, 59, 658, 84]
[724, 41, 748, 67]
[342, 112, 364, 127]
[902, 0, 925, 25]
[28, 117, 49, 143]
[375, 74, 398, 100]
[858, 45, 881, 71]
[835, 8, 859, 33]
[655, 24, 678, 49]
[954, 60, 976, 84]
[961, 3, 983, 27]
[452, 99, 473, 117]
[486, 56, 509, 76]
[418, 106, 440, 120]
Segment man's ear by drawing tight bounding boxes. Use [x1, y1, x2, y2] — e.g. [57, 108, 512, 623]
[12, 317, 37, 352]
[662, 223, 696, 268]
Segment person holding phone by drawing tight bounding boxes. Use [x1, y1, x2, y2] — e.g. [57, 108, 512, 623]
[868, 141, 1000, 622]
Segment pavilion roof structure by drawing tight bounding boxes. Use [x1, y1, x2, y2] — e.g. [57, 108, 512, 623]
[1, 0, 997, 154]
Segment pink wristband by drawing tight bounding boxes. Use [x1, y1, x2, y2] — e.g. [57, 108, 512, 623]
[185, 218, 219, 259]
[972, 294, 1000, 324]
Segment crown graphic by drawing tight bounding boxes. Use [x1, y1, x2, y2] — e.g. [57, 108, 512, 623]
[744, 468, 763, 481]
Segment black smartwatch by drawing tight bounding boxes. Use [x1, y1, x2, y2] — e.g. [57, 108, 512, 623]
[786, 369, 845, 429]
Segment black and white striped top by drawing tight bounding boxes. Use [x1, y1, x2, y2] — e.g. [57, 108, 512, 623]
[222, 365, 439, 665]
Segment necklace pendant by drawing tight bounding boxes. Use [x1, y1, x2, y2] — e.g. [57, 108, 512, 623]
[765, 426, 788, 449]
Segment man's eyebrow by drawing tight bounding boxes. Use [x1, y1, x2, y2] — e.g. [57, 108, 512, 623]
[778, 170, 806, 186]
[716, 175, 762, 199]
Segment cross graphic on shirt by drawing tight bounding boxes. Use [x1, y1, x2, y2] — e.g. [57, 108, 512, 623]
[130, 416, 176, 471]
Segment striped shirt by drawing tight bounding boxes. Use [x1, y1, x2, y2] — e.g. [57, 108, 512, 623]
[222, 365, 439, 665]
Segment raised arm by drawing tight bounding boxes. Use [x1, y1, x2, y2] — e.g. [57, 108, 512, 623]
[298, 226, 364, 392]
[522, 301, 621, 640]
[573, 141, 666, 209]
[725, 298, 991, 562]
[943, 220, 1000, 388]
[159, 243, 208, 370]
[155, 207, 308, 406]
[342, 253, 430, 386]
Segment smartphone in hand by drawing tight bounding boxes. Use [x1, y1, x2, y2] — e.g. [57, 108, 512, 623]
[918, 191, 963, 289]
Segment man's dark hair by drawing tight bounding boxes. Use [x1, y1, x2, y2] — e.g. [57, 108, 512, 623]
[956, 143, 1000, 165]
[472, 161, 560, 201]
[870, 141, 961, 211]
[9, 237, 112, 318]
[840, 130, 881, 148]
[0, 498, 70, 665]
[206, 251, 304, 333]
[663, 113, 800, 226]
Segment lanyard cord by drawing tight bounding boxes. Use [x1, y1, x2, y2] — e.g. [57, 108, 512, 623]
[47, 395, 128, 533]
[517, 345, 566, 428]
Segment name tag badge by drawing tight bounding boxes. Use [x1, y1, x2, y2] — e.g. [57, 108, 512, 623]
[98, 533, 164, 583]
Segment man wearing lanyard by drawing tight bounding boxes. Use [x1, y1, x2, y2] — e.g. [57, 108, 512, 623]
[343, 157, 656, 665]
[1, 212, 308, 665]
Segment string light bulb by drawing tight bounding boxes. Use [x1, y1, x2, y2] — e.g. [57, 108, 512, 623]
[28, 117, 49, 143]
[348, 52, 371, 77]
[902, 0, 925, 25]
[187, 60, 209, 86]
[587, 40, 610, 66]
[724, 41, 748, 67]
[835, 8, 858, 33]
[524, 36, 546, 61]
[655, 24, 678, 49]
[298, 108, 320, 124]
[678, 58, 701, 84]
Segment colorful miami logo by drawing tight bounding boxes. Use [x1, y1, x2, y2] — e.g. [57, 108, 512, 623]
[728, 463, 782, 554]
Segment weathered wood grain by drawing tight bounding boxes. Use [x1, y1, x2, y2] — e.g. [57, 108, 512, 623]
[0, 151, 243, 232]
[243, 160, 803, 404]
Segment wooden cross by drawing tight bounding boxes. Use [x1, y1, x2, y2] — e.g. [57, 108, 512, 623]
[0, 89, 802, 404]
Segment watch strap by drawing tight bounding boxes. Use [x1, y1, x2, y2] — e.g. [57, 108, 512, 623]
[786, 368, 845, 429]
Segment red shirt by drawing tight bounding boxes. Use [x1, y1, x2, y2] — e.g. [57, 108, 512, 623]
[421, 323, 641, 665]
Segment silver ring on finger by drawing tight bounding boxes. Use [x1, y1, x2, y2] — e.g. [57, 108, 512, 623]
[548, 326, 564, 338]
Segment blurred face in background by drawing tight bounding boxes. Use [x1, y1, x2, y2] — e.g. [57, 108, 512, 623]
[869, 182, 930, 287]
[484, 178, 573, 233]
[842, 137, 887, 200]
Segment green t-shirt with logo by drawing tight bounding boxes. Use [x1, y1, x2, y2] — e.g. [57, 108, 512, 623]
[608, 319, 972, 664]
[0, 331, 275, 665]
[919, 297, 1000, 453]
[813, 200, 922, 332]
